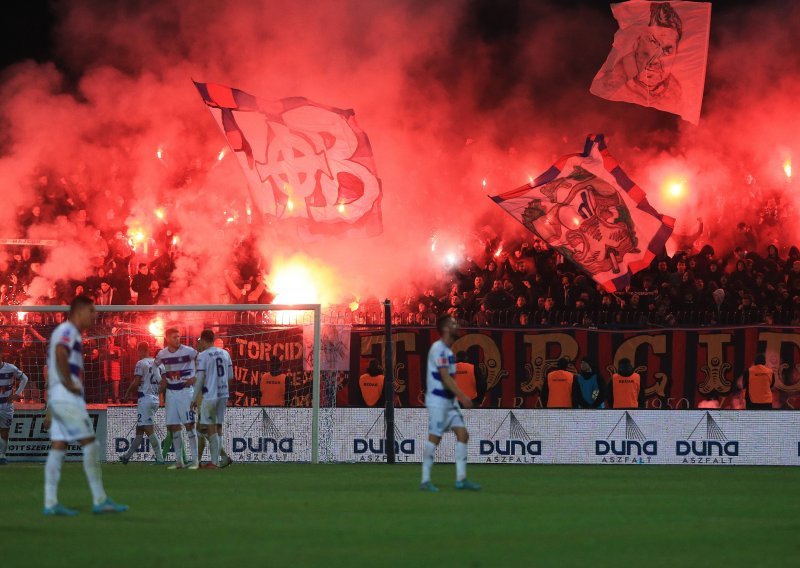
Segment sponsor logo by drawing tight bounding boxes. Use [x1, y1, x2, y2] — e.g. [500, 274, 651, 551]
[676, 412, 738, 464]
[353, 411, 415, 462]
[596, 412, 657, 463]
[232, 410, 295, 462]
[115, 437, 160, 454]
[9, 410, 102, 462]
[479, 411, 542, 463]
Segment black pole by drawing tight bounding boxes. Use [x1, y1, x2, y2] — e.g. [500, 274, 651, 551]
[384, 299, 396, 465]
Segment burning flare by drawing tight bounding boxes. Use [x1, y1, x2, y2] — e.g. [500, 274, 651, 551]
[267, 255, 341, 308]
[662, 177, 687, 203]
[148, 318, 164, 337]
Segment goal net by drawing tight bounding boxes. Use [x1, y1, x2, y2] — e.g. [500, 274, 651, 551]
[0, 304, 342, 463]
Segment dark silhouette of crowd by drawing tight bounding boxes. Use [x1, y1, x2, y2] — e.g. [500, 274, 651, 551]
[1, 175, 798, 329]
[4, 226, 800, 330]
[387, 231, 800, 329]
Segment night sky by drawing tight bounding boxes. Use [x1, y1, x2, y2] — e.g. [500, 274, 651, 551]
[0, 0, 780, 72]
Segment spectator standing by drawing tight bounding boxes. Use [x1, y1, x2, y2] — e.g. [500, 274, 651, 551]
[358, 359, 384, 407]
[259, 357, 290, 407]
[742, 353, 775, 410]
[575, 360, 606, 409]
[131, 263, 153, 305]
[454, 351, 486, 407]
[541, 358, 579, 408]
[608, 358, 645, 409]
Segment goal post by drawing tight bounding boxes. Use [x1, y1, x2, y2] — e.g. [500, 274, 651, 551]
[0, 304, 327, 464]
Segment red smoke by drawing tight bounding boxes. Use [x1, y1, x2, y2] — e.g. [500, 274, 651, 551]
[0, 0, 798, 304]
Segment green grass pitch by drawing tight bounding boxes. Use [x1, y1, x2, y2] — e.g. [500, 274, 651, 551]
[3, 463, 799, 567]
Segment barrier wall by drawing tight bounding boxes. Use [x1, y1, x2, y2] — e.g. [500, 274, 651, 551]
[355, 327, 800, 409]
[105, 408, 800, 466]
[6, 409, 107, 462]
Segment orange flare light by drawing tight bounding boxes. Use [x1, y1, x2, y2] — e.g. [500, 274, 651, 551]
[785, 159, 792, 179]
[148, 318, 164, 338]
[268, 255, 340, 310]
[662, 178, 687, 203]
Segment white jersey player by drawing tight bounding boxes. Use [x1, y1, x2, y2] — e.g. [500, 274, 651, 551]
[420, 315, 480, 492]
[0, 353, 29, 465]
[44, 295, 128, 516]
[119, 342, 165, 464]
[193, 329, 233, 468]
[155, 327, 199, 469]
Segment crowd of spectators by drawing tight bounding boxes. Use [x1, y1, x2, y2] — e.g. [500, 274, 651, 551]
[1, 171, 798, 330]
[4, 219, 800, 329]
[388, 230, 800, 328]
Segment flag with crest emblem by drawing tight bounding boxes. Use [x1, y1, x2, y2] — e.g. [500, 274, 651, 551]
[194, 81, 382, 239]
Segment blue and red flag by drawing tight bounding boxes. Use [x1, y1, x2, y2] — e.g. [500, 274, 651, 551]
[490, 134, 674, 292]
[194, 81, 382, 238]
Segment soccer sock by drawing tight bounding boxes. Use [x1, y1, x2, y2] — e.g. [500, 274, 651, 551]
[0, 437, 7, 457]
[44, 448, 65, 508]
[123, 434, 143, 460]
[162, 431, 173, 459]
[82, 441, 107, 506]
[148, 434, 163, 462]
[198, 432, 207, 462]
[172, 431, 184, 466]
[187, 429, 199, 466]
[455, 442, 468, 482]
[209, 433, 221, 466]
[422, 441, 437, 483]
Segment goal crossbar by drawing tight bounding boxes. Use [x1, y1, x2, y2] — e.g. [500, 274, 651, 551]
[0, 303, 325, 464]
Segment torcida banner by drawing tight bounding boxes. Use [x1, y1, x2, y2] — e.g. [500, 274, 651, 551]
[349, 326, 800, 410]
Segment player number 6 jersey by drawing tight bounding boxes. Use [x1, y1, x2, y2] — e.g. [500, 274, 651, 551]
[197, 347, 233, 399]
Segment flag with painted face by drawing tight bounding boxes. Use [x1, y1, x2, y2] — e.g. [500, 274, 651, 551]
[194, 81, 382, 238]
[590, 1, 711, 124]
[490, 135, 674, 292]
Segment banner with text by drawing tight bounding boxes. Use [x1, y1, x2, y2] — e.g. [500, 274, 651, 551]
[6, 409, 107, 462]
[350, 327, 800, 409]
[105, 407, 800, 466]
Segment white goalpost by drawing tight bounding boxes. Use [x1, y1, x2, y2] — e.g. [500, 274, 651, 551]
[0, 304, 328, 464]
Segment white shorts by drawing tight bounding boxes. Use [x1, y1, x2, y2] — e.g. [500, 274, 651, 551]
[0, 403, 12, 429]
[165, 389, 195, 426]
[200, 397, 227, 426]
[49, 399, 94, 442]
[427, 405, 465, 437]
[137, 395, 159, 426]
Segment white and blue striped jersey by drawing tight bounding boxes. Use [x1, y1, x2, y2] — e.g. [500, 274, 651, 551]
[197, 347, 233, 399]
[425, 339, 457, 408]
[0, 362, 24, 402]
[47, 321, 85, 402]
[134, 357, 163, 398]
[154, 345, 198, 392]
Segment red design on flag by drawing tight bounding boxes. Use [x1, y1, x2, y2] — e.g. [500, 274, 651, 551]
[490, 135, 674, 292]
[194, 82, 382, 238]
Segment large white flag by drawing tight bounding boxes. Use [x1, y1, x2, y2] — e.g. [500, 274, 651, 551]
[590, 1, 711, 124]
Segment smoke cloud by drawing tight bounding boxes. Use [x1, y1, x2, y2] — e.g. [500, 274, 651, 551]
[0, 0, 798, 304]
